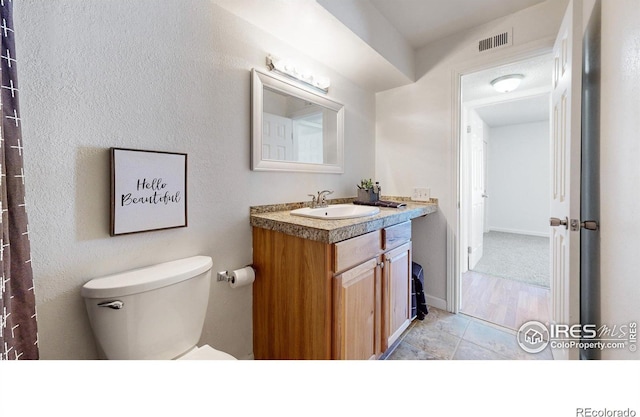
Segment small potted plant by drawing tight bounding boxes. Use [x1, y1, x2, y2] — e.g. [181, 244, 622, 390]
[357, 179, 380, 203]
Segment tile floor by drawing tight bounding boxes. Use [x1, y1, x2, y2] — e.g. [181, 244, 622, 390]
[387, 306, 553, 360]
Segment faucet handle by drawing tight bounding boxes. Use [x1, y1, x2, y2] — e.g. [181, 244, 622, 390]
[308, 194, 317, 208]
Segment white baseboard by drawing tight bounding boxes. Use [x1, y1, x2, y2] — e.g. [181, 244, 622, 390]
[425, 294, 447, 311]
[488, 227, 549, 238]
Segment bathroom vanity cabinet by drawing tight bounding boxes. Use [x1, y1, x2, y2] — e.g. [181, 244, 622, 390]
[252, 221, 413, 360]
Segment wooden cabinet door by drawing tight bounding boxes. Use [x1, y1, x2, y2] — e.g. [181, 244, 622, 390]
[382, 241, 412, 351]
[333, 257, 381, 360]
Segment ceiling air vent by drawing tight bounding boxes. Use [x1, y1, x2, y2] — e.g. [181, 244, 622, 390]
[478, 28, 513, 53]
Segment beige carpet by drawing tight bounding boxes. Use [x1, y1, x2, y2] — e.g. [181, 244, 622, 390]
[472, 231, 550, 288]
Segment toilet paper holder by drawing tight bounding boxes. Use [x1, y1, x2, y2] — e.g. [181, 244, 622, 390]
[217, 270, 235, 283]
[216, 265, 254, 284]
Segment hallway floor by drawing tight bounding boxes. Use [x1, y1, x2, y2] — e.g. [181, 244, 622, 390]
[460, 270, 550, 330]
[387, 307, 553, 360]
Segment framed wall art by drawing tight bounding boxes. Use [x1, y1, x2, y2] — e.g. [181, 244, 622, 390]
[110, 148, 187, 236]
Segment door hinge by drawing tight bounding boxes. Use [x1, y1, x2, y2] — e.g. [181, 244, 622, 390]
[468, 246, 472, 254]
[467, 125, 471, 134]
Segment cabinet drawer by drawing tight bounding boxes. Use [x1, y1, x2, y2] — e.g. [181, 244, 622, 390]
[382, 221, 411, 251]
[333, 230, 381, 274]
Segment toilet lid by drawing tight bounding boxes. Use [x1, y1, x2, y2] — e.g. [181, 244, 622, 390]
[177, 345, 236, 360]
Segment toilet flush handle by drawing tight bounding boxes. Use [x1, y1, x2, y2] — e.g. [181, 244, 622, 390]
[97, 300, 124, 310]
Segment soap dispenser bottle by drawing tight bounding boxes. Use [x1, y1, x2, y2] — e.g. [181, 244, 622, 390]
[373, 181, 381, 195]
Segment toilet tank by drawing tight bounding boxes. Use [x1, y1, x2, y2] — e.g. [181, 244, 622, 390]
[81, 256, 213, 360]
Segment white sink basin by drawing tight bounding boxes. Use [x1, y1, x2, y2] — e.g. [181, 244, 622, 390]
[290, 204, 380, 220]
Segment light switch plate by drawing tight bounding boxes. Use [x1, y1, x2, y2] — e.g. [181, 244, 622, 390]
[411, 187, 431, 202]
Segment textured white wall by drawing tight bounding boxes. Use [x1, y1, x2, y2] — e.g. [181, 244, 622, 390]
[316, 0, 415, 80]
[487, 121, 550, 236]
[15, 0, 375, 359]
[600, 0, 640, 360]
[376, 0, 567, 304]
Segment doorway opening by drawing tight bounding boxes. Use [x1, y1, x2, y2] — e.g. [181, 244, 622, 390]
[458, 53, 553, 331]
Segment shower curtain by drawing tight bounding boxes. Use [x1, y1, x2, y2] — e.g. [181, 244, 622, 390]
[0, 1, 39, 360]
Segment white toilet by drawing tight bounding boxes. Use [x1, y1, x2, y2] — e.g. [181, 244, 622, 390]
[81, 255, 236, 360]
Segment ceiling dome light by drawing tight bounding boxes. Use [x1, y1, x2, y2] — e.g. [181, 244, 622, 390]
[490, 74, 524, 93]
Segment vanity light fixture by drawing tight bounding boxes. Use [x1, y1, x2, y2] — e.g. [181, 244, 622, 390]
[266, 55, 330, 93]
[490, 74, 524, 93]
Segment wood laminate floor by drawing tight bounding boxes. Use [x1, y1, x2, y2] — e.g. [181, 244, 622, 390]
[460, 270, 550, 330]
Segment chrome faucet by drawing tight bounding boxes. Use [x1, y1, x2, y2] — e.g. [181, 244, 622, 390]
[317, 190, 333, 207]
[308, 190, 333, 208]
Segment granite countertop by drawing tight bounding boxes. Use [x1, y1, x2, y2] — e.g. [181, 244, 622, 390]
[250, 197, 438, 244]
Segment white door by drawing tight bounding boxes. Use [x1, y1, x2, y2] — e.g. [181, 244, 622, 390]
[293, 112, 323, 163]
[468, 110, 486, 270]
[262, 112, 293, 161]
[550, 0, 582, 360]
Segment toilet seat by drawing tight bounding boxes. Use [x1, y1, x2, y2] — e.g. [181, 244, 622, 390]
[177, 344, 236, 360]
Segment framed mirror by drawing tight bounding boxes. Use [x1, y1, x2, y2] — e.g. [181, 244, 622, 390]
[251, 68, 344, 173]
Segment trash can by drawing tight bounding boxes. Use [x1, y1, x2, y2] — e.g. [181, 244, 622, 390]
[411, 262, 429, 320]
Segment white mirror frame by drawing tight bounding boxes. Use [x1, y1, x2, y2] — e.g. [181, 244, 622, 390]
[251, 68, 345, 173]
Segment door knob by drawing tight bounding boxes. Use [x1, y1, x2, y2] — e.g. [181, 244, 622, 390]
[482, 194, 489, 198]
[549, 217, 568, 229]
